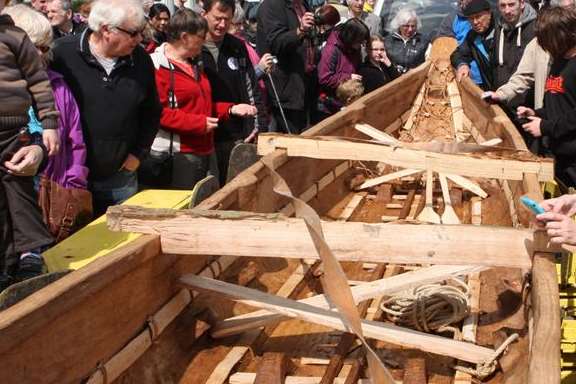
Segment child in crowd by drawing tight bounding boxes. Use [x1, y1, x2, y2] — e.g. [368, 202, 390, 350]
[336, 78, 365, 107]
[0, 0, 60, 290]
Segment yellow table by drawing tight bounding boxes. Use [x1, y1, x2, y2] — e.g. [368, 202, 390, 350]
[43, 190, 192, 272]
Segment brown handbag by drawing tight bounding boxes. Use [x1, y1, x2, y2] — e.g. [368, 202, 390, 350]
[38, 176, 93, 243]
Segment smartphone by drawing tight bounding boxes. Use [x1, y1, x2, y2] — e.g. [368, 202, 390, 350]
[520, 196, 545, 215]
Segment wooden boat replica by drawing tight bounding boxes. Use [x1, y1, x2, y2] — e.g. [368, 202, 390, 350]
[0, 38, 562, 383]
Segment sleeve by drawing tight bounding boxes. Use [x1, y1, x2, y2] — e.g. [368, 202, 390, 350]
[130, 54, 162, 160]
[213, 102, 233, 120]
[62, 84, 89, 189]
[318, 39, 349, 90]
[540, 109, 576, 140]
[246, 58, 267, 133]
[496, 40, 536, 103]
[260, 1, 303, 56]
[17, 35, 59, 130]
[450, 38, 474, 69]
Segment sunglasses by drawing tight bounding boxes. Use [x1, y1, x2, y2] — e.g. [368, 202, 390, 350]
[114, 26, 144, 38]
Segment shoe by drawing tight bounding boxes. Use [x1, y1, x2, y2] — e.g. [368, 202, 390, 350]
[13, 252, 44, 282]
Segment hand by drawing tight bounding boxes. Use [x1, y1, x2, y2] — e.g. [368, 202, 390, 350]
[536, 212, 576, 245]
[3, 145, 44, 176]
[42, 129, 60, 156]
[121, 153, 140, 172]
[231, 104, 257, 117]
[350, 73, 363, 81]
[206, 116, 219, 132]
[539, 195, 576, 217]
[516, 106, 535, 118]
[522, 116, 542, 138]
[379, 51, 392, 67]
[300, 12, 315, 32]
[481, 91, 503, 103]
[258, 53, 274, 74]
[456, 65, 470, 82]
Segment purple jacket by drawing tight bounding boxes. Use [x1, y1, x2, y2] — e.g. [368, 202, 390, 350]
[318, 30, 362, 91]
[43, 70, 88, 189]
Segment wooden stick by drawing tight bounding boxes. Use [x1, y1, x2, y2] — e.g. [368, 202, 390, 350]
[417, 170, 441, 224]
[447, 81, 468, 142]
[343, 358, 365, 384]
[205, 263, 310, 384]
[212, 265, 483, 338]
[180, 275, 495, 364]
[355, 123, 401, 146]
[338, 193, 367, 221]
[107, 206, 543, 269]
[357, 169, 423, 191]
[257, 134, 554, 182]
[404, 83, 426, 131]
[439, 173, 460, 224]
[445, 174, 488, 199]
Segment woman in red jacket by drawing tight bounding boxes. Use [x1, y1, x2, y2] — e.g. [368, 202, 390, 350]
[148, 9, 256, 189]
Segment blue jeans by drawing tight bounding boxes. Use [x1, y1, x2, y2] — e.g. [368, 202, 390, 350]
[89, 169, 138, 216]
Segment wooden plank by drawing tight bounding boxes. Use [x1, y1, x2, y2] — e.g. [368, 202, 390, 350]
[180, 275, 495, 364]
[338, 193, 367, 221]
[357, 169, 423, 190]
[254, 353, 286, 384]
[257, 134, 553, 182]
[445, 174, 488, 199]
[404, 83, 426, 131]
[107, 207, 541, 269]
[439, 173, 460, 224]
[355, 123, 401, 146]
[229, 373, 379, 384]
[417, 169, 441, 224]
[212, 265, 482, 338]
[447, 81, 468, 142]
[205, 263, 309, 384]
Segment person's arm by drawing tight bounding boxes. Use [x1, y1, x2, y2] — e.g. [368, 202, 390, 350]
[495, 39, 537, 104]
[131, 54, 162, 161]
[260, 1, 307, 56]
[318, 36, 348, 90]
[61, 82, 89, 189]
[539, 109, 576, 140]
[450, 38, 474, 69]
[435, 13, 456, 40]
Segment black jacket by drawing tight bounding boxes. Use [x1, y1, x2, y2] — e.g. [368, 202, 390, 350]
[357, 59, 399, 93]
[51, 29, 161, 181]
[52, 20, 86, 41]
[451, 16, 496, 90]
[201, 33, 264, 143]
[384, 32, 429, 74]
[492, 5, 537, 89]
[256, 0, 315, 111]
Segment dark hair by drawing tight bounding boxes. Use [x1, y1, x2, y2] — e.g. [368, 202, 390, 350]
[338, 18, 370, 48]
[165, 8, 208, 42]
[315, 4, 340, 27]
[536, 6, 576, 59]
[149, 3, 171, 19]
[203, 0, 235, 13]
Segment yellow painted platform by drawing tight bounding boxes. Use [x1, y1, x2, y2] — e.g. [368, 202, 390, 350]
[43, 190, 192, 272]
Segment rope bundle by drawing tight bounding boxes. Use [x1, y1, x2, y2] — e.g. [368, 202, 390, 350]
[380, 278, 470, 335]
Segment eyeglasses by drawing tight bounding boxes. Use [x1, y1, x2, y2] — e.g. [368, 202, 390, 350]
[114, 26, 144, 38]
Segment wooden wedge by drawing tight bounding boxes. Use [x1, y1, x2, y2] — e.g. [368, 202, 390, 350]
[357, 169, 423, 190]
[417, 170, 441, 223]
[445, 174, 488, 199]
[354, 123, 401, 146]
[439, 173, 460, 224]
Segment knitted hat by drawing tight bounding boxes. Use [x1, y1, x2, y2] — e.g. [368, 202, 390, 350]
[462, 0, 491, 17]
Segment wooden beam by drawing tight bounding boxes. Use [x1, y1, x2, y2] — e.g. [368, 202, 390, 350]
[404, 83, 426, 131]
[357, 169, 423, 191]
[338, 193, 366, 221]
[211, 264, 483, 338]
[107, 206, 543, 268]
[254, 353, 287, 384]
[445, 174, 488, 199]
[257, 134, 554, 182]
[354, 123, 401, 146]
[180, 275, 495, 364]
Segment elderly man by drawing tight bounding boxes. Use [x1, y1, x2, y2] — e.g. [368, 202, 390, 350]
[31, 0, 49, 15]
[451, 0, 496, 89]
[51, 0, 161, 215]
[47, 0, 86, 40]
[201, 0, 259, 184]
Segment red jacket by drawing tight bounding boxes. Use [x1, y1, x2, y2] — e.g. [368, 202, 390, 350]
[150, 44, 232, 155]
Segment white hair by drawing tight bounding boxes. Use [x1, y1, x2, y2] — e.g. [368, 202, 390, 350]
[389, 7, 421, 32]
[232, 2, 245, 24]
[88, 0, 146, 32]
[3, 4, 53, 47]
[550, 0, 576, 7]
[51, 0, 73, 12]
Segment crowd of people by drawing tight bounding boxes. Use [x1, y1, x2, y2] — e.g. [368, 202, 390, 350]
[1, 0, 576, 291]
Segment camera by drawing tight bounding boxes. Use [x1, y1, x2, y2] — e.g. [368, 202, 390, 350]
[271, 56, 278, 65]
